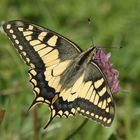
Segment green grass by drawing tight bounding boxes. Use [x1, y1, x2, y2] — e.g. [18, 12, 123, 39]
[0, 0, 140, 140]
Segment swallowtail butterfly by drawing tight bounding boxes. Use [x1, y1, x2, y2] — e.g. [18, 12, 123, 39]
[3, 20, 115, 128]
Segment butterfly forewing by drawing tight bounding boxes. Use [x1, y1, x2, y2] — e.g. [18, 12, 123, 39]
[3, 20, 82, 68]
[3, 20, 115, 128]
[2, 20, 82, 111]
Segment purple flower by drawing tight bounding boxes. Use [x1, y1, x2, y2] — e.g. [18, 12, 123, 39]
[93, 48, 120, 93]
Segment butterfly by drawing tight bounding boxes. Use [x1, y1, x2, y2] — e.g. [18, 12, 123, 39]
[2, 20, 115, 128]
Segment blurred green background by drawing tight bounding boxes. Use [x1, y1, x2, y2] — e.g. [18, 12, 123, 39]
[0, 0, 140, 140]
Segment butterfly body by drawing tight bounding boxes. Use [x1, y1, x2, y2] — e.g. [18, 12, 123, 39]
[3, 20, 115, 128]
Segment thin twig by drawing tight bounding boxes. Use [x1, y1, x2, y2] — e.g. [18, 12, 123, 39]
[0, 109, 6, 123]
[34, 106, 38, 140]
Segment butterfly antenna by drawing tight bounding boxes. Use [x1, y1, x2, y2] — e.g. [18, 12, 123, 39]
[98, 45, 123, 49]
[87, 18, 123, 50]
[88, 18, 94, 47]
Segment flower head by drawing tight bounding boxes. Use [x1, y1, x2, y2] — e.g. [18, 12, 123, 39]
[93, 48, 120, 93]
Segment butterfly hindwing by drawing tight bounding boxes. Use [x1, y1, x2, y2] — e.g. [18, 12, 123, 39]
[75, 62, 115, 126]
[53, 61, 115, 127]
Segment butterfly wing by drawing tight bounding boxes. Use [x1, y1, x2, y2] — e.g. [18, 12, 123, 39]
[3, 20, 115, 127]
[2, 20, 82, 103]
[3, 20, 82, 69]
[75, 62, 115, 126]
[2, 20, 83, 126]
[56, 61, 115, 127]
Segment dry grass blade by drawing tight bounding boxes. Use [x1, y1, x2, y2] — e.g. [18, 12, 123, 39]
[0, 109, 6, 124]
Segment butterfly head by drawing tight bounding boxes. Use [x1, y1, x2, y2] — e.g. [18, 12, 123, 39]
[86, 46, 98, 62]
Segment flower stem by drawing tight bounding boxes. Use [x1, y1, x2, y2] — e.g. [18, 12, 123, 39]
[34, 106, 38, 140]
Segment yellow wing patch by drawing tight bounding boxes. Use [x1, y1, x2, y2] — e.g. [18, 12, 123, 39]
[47, 35, 58, 46]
